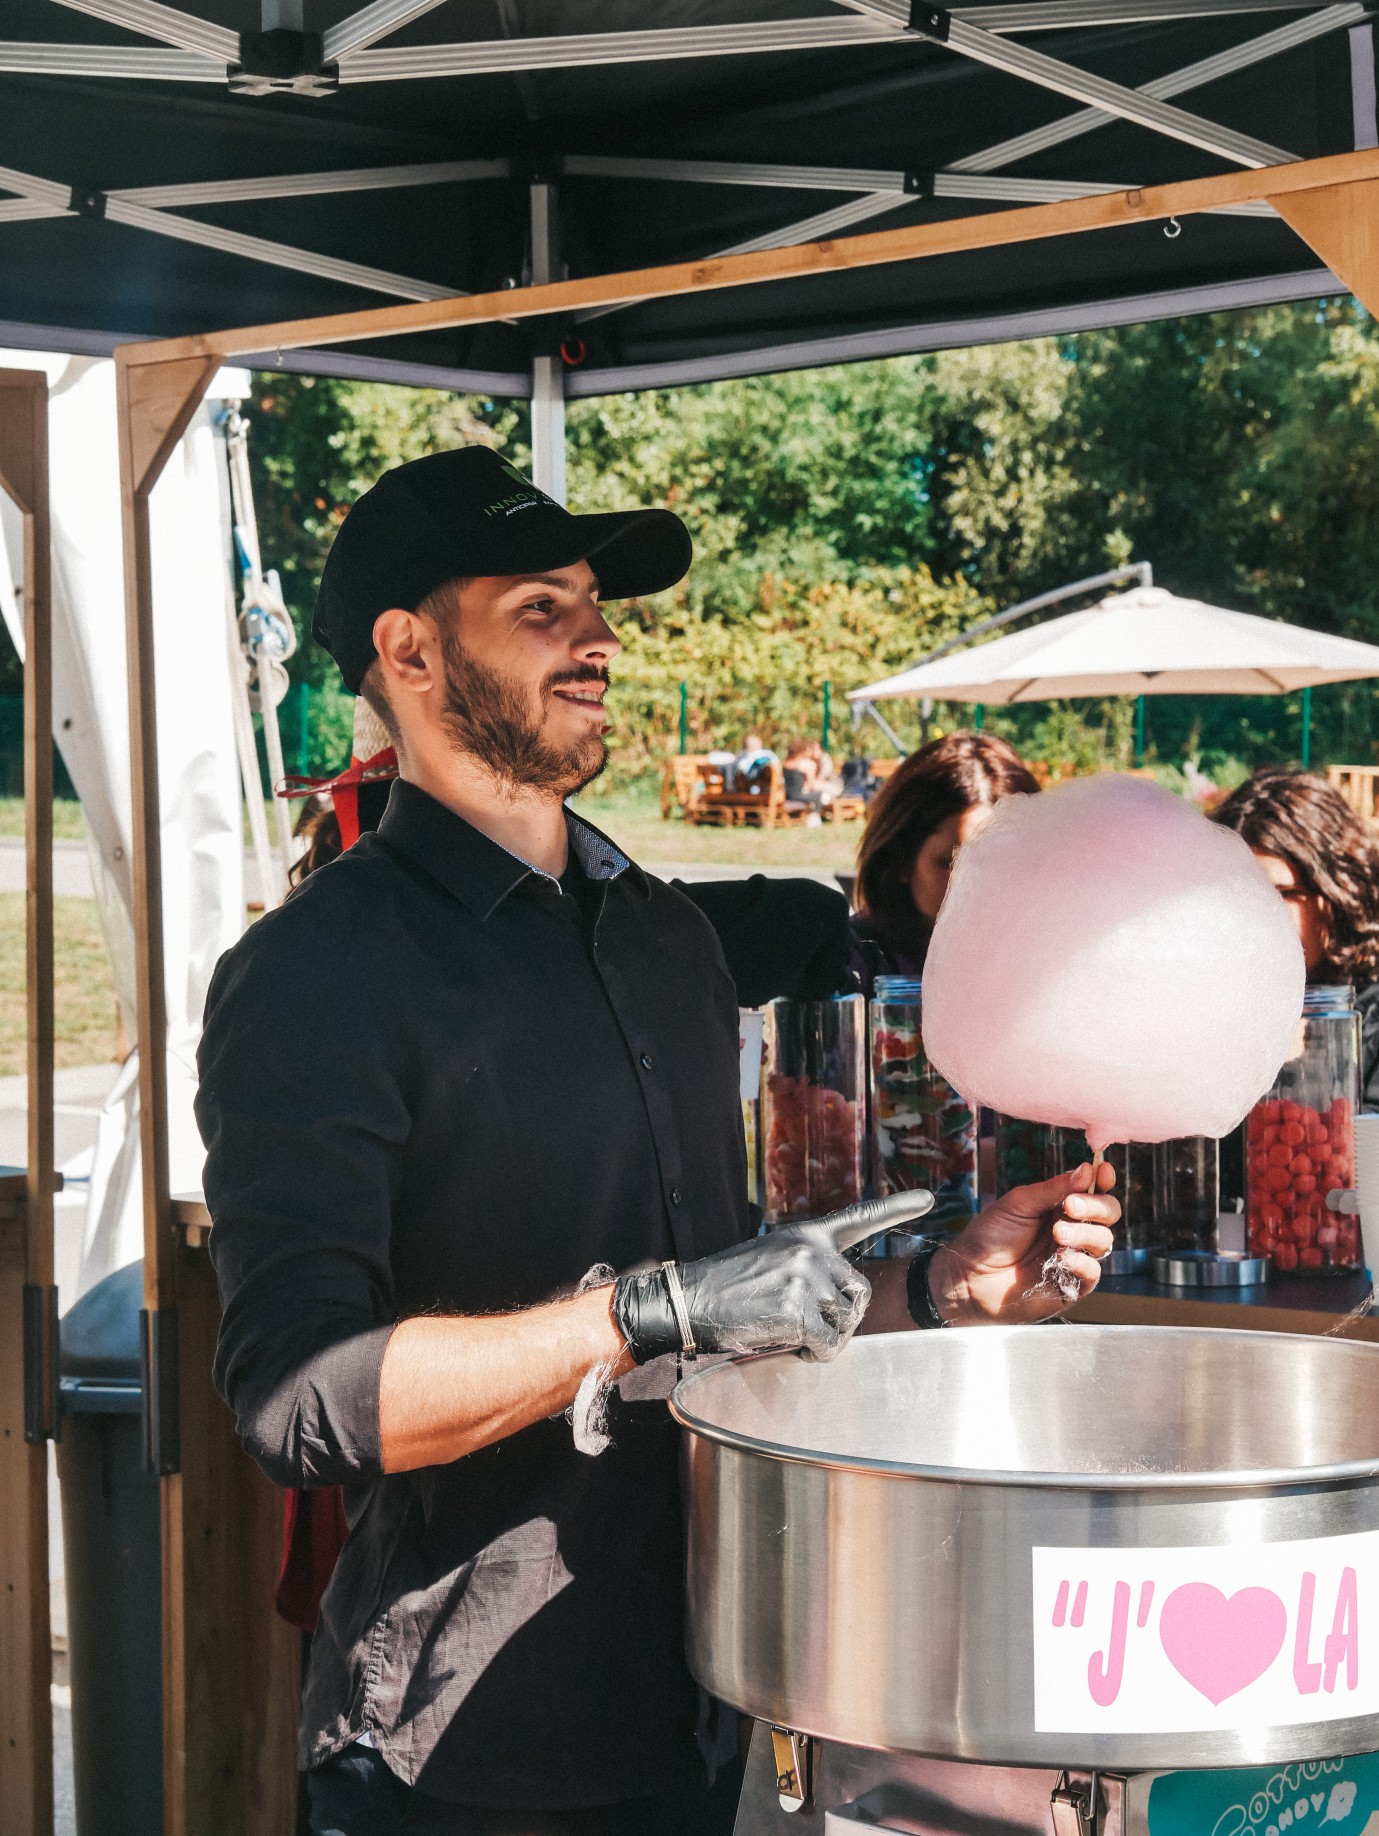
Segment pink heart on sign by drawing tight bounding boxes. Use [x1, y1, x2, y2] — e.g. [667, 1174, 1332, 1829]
[1159, 1584, 1287, 1705]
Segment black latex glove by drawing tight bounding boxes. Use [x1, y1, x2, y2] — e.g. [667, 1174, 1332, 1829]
[613, 1223, 872, 1365]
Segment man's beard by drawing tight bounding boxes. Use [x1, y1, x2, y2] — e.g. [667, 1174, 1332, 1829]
[439, 626, 610, 797]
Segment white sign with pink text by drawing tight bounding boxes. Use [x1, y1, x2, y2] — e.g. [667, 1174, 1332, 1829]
[1032, 1532, 1379, 1733]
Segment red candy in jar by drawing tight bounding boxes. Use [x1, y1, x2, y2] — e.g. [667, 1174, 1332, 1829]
[1245, 986, 1362, 1275]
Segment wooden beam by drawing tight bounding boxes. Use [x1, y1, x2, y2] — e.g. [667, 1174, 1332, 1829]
[1268, 175, 1379, 318]
[115, 147, 1379, 369]
[0, 367, 54, 1836]
[113, 349, 217, 1330]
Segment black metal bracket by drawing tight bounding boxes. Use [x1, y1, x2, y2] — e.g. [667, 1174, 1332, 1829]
[904, 171, 936, 199]
[68, 187, 106, 220]
[907, 0, 952, 39]
[139, 1306, 180, 1476]
[229, 29, 338, 95]
[22, 1282, 60, 1444]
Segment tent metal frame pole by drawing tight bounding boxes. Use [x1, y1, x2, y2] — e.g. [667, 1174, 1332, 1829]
[108, 158, 512, 208]
[1, 7, 1357, 315]
[951, 0, 1361, 171]
[1352, 20, 1379, 145]
[840, 0, 1291, 165]
[557, 2, 1362, 329]
[529, 181, 567, 505]
[0, 156, 470, 303]
[0, 43, 221, 77]
[8, 0, 1347, 84]
[336, 0, 1344, 81]
[323, 0, 454, 61]
[43, 0, 237, 58]
[564, 157, 1280, 217]
[0, 365, 56, 1836]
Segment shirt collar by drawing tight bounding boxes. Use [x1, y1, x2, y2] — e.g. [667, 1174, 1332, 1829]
[377, 779, 647, 921]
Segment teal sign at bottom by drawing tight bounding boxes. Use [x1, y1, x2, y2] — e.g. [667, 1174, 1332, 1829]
[1143, 1756, 1379, 1836]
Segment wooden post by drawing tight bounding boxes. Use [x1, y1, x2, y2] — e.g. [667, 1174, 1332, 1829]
[115, 350, 300, 1836]
[0, 366, 55, 1836]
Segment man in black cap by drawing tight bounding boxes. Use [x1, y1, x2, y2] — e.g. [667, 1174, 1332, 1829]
[196, 447, 1117, 1835]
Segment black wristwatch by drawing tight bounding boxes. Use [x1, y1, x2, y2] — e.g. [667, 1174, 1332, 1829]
[905, 1238, 949, 1330]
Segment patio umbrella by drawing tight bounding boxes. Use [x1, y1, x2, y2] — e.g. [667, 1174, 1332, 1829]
[848, 583, 1379, 766]
[849, 585, 1379, 706]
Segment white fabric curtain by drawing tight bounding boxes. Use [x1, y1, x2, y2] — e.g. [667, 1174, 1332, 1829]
[0, 350, 246, 1304]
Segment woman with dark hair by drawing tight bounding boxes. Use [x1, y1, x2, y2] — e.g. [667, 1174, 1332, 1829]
[850, 731, 1041, 994]
[1214, 766, 1379, 1103]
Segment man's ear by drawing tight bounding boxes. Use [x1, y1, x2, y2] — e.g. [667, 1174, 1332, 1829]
[372, 606, 439, 702]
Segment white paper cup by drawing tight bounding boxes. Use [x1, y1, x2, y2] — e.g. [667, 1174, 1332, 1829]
[1353, 1113, 1379, 1279]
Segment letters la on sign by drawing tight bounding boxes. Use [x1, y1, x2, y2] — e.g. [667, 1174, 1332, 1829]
[1033, 1531, 1379, 1734]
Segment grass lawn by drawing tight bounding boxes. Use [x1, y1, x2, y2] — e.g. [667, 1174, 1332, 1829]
[570, 784, 862, 871]
[0, 798, 86, 840]
[0, 893, 117, 1074]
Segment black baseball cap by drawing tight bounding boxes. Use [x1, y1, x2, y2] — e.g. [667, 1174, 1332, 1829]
[313, 445, 692, 693]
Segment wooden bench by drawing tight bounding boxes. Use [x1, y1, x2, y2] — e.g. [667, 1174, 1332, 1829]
[1327, 764, 1379, 822]
[664, 756, 814, 828]
[660, 753, 713, 821]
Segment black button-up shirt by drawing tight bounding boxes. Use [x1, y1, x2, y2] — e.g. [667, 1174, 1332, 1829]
[196, 781, 749, 1808]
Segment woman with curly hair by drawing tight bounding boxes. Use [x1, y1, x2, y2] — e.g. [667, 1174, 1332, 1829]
[1214, 766, 1379, 1104]
[850, 731, 1041, 994]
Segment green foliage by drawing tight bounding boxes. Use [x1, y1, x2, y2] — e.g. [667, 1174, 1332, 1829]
[597, 569, 985, 785]
[244, 300, 1379, 782]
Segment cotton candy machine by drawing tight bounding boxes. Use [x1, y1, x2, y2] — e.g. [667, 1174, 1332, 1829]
[671, 1327, 1379, 1835]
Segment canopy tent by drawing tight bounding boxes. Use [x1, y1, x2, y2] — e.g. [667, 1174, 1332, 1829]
[0, 0, 1376, 418]
[2, 15, 1378, 1825]
[849, 583, 1379, 702]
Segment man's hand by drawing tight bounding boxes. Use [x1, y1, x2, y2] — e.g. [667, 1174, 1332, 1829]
[927, 1161, 1119, 1326]
[614, 1223, 872, 1364]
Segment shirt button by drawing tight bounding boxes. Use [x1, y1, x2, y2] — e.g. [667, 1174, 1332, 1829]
[640, 1053, 653, 1071]
[670, 1187, 682, 1206]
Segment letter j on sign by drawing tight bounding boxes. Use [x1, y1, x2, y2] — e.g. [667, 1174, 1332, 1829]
[1032, 1533, 1379, 1733]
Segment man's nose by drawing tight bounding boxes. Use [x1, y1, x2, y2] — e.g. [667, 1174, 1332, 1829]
[572, 607, 622, 664]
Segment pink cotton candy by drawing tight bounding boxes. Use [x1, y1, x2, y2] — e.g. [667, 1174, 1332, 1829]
[921, 775, 1305, 1149]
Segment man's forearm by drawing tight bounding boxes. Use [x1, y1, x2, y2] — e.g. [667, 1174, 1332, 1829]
[378, 1284, 633, 1473]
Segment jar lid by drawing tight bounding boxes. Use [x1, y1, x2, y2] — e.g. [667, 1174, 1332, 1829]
[1303, 982, 1356, 1016]
[873, 976, 923, 999]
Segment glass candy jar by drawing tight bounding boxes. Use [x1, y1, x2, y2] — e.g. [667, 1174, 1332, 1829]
[992, 1118, 1158, 1266]
[869, 977, 977, 1233]
[1152, 1136, 1221, 1253]
[1246, 984, 1361, 1274]
[762, 995, 866, 1224]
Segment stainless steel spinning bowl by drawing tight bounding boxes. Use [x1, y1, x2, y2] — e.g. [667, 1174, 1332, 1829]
[670, 1326, 1379, 1769]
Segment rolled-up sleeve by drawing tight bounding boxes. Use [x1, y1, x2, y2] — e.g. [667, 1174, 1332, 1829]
[196, 911, 411, 1489]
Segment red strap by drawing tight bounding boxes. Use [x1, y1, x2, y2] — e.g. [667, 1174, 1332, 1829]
[276, 747, 398, 853]
[276, 1486, 351, 1633]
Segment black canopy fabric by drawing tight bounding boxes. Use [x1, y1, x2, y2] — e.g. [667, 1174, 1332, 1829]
[0, 0, 1371, 395]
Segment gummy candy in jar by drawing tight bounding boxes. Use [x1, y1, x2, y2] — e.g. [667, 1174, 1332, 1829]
[869, 976, 976, 1233]
[762, 995, 866, 1224]
[1246, 984, 1361, 1275]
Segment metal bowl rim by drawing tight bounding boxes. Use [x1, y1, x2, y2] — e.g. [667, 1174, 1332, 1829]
[669, 1324, 1379, 1493]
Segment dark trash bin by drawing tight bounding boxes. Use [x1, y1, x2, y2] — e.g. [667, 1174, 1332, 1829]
[56, 1261, 163, 1835]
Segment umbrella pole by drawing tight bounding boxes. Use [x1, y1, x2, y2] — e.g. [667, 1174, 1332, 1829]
[1302, 686, 1312, 769]
[1134, 695, 1145, 767]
